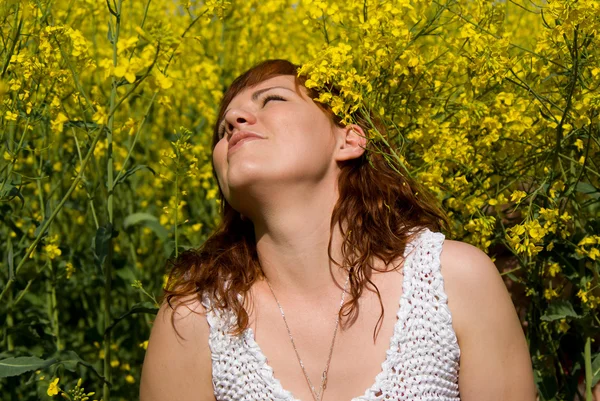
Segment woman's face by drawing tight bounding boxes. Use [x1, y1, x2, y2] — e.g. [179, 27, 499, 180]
[212, 75, 341, 210]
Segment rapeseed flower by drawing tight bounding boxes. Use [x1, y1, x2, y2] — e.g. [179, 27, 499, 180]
[47, 378, 60, 396]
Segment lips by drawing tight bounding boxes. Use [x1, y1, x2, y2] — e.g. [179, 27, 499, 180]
[228, 131, 265, 151]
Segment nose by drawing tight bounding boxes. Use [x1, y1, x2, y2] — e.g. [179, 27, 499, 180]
[224, 108, 257, 136]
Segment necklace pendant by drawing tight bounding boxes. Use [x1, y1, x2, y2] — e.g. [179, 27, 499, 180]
[322, 371, 327, 390]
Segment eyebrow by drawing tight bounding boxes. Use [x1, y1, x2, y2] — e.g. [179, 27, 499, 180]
[250, 85, 296, 101]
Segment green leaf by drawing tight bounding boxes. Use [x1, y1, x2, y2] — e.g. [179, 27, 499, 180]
[0, 183, 24, 207]
[105, 302, 159, 335]
[540, 300, 581, 321]
[93, 223, 114, 272]
[115, 165, 156, 187]
[123, 212, 168, 241]
[54, 351, 106, 382]
[576, 181, 600, 200]
[533, 368, 557, 400]
[592, 352, 600, 387]
[7, 235, 14, 280]
[0, 356, 55, 378]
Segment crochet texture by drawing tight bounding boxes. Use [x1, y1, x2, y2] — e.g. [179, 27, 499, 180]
[202, 228, 461, 400]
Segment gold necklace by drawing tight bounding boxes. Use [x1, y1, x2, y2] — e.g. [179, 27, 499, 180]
[266, 274, 350, 401]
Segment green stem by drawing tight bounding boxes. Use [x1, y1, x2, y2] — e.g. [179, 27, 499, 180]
[73, 131, 100, 229]
[50, 262, 61, 351]
[585, 336, 592, 401]
[112, 92, 158, 185]
[6, 288, 14, 351]
[174, 174, 179, 258]
[104, 1, 123, 400]
[500, 266, 522, 277]
[36, 152, 45, 218]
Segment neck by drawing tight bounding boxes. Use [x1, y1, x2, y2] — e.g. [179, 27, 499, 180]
[246, 179, 348, 298]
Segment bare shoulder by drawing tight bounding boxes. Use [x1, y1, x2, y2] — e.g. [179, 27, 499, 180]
[140, 295, 215, 401]
[438, 239, 537, 401]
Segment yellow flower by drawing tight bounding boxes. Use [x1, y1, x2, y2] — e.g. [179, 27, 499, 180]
[510, 190, 526, 203]
[139, 340, 149, 350]
[45, 244, 62, 260]
[47, 377, 60, 396]
[92, 106, 108, 125]
[577, 289, 588, 304]
[547, 263, 561, 277]
[114, 59, 139, 84]
[544, 288, 559, 300]
[557, 319, 570, 334]
[154, 70, 173, 90]
[527, 220, 546, 241]
[65, 262, 75, 279]
[125, 374, 135, 384]
[5, 110, 18, 121]
[50, 113, 69, 133]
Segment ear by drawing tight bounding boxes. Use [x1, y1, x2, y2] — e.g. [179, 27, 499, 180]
[334, 124, 367, 162]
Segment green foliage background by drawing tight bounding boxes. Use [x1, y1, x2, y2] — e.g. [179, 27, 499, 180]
[0, 0, 599, 400]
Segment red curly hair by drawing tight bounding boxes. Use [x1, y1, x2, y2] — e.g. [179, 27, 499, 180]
[164, 59, 449, 338]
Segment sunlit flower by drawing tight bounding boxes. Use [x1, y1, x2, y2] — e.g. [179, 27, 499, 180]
[47, 378, 60, 396]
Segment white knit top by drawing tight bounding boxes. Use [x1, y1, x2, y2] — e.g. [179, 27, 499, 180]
[202, 228, 461, 400]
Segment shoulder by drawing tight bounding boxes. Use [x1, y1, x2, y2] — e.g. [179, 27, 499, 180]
[437, 239, 513, 337]
[437, 239, 537, 401]
[140, 295, 215, 401]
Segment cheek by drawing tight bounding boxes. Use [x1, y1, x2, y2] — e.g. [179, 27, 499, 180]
[212, 141, 228, 186]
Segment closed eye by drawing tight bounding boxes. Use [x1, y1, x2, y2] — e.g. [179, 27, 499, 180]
[262, 94, 286, 106]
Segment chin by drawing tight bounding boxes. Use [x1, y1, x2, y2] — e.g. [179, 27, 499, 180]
[225, 161, 266, 188]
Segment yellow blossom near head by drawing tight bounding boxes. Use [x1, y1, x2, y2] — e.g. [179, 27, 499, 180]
[47, 378, 60, 396]
[510, 190, 527, 203]
[557, 319, 570, 334]
[544, 288, 559, 300]
[527, 219, 546, 241]
[547, 262, 561, 278]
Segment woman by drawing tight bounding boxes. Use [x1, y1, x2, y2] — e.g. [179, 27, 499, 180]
[140, 59, 537, 401]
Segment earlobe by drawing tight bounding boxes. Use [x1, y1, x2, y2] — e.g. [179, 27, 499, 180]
[335, 124, 367, 162]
